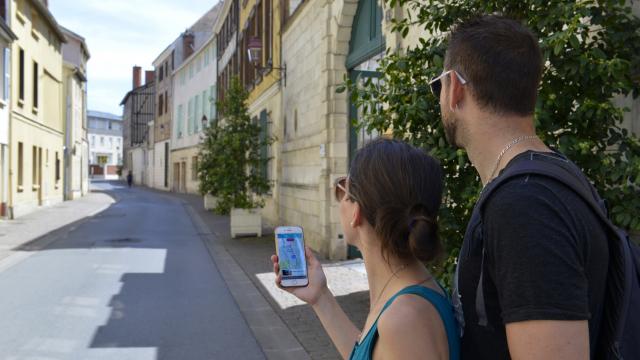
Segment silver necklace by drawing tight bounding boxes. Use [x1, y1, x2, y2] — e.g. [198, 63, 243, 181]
[487, 135, 539, 182]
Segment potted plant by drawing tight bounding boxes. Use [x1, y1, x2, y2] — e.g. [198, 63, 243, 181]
[198, 76, 272, 237]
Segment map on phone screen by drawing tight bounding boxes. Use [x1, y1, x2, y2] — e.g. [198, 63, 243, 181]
[277, 232, 307, 278]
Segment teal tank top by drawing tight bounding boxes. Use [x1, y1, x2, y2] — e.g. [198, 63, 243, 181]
[348, 285, 460, 360]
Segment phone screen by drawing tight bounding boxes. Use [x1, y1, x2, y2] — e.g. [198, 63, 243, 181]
[276, 231, 308, 280]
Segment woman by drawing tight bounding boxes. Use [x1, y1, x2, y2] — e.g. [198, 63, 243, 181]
[271, 138, 460, 359]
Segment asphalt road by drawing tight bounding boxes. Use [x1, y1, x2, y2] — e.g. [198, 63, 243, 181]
[0, 182, 265, 360]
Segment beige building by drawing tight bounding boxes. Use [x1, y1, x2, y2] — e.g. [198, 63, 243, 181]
[259, 0, 384, 259]
[0, 3, 17, 218]
[61, 26, 89, 200]
[151, 42, 175, 191]
[170, 5, 220, 194]
[8, 0, 67, 218]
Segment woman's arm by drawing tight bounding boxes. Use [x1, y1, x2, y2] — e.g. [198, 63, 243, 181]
[271, 247, 360, 359]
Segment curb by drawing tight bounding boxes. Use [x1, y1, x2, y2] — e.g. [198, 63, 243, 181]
[184, 203, 311, 360]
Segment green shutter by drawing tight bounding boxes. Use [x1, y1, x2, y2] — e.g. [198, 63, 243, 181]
[346, 0, 385, 69]
[187, 98, 193, 135]
[259, 110, 268, 180]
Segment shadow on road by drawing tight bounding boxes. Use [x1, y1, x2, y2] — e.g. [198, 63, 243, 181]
[11, 181, 264, 360]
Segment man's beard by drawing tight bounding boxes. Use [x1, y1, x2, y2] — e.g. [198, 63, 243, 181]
[442, 107, 460, 149]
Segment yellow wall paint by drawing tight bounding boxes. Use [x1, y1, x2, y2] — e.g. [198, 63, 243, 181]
[8, 0, 65, 217]
[239, 0, 283, 104]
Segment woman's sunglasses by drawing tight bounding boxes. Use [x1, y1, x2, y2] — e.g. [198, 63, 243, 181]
[334, 176, 357, 202]
[429, 70, 468, 98]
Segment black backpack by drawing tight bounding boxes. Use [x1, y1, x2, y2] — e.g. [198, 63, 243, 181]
[475, 154, 640, 359]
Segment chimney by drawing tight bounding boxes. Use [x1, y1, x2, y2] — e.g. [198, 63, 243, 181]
[132, 66, 142, 89]
[145, 70, 155, 85]
[182, 31, 195, 61]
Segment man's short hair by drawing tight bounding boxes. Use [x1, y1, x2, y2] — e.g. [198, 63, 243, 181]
[444, 15, 543, 116]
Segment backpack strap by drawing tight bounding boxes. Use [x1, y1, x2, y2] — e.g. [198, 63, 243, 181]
[473, 155, 632, 345]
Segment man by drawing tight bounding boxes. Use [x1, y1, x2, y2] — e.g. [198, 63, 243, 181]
[434, 16, 609, 359]
[127, 171, 133, 188]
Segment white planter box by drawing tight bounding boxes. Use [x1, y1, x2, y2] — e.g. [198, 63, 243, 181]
[204, 194, 218, 210]
[230, 208, 262, 238]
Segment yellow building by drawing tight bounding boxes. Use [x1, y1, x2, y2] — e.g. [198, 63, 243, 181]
[8, 0, 66, 218]
[237, 0, 283, 227]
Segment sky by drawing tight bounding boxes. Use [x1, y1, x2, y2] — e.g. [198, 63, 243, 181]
[49, 0, 221, 116]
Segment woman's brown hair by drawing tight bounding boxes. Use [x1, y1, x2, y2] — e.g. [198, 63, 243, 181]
[348, 138, 443, 263]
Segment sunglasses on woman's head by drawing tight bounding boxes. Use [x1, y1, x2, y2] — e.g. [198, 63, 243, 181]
[334, 176, 357, 202]
[429, 70, 468, 98]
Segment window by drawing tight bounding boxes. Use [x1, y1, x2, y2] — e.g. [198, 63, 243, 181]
[2, 47, 9, 101]
[100, 136, 104, 146]
[187, 98, 193, 134]
[204, 46, 210, 66]
[176, 104, 184, 138]
[165, 61, 169, 78]
[0, 0, 6, 21]
[55, 152, 60, 182]
[191, 156, 198, 181]
[158, 65, 164, 82]
[17, 142, 23, 189]
[109, 137, 113, 148]
[18, 48, 24, 102]
[32, 61, 38, 109]
[265, 0, 272, 64]
[164, 90, 168, 114]
[158, 94, 164, 116]
[209, 85, 216, 122]
[259, 110, 269, 180]
[202, 90, 207, 124]
[91, 135, 95, 145]
[32, 146, 37, 186]
[196, 55, 202, 73]
[194, 94, 200, 132]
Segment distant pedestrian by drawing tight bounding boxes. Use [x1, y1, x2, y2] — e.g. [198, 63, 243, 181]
[126, 171, 133, 188]
[271, 138, 459, 359]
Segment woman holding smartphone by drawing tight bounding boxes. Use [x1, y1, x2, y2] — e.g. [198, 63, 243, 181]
[271, 138, 460, 359]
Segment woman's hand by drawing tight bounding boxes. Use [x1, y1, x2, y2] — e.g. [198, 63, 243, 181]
[271, 246, 329, 305]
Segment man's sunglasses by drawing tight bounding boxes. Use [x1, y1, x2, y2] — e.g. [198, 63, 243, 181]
[334, 176, 358, 203]
[429, 70, 467, 97]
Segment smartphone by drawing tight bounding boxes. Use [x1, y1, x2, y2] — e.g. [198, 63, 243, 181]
[274, 226, 309, 287]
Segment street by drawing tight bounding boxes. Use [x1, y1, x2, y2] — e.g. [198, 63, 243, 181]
[0, 182, 265, 360]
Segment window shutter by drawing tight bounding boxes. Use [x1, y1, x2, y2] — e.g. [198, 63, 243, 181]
[259, 110, 268, 180]
[3, 48, 9, 101]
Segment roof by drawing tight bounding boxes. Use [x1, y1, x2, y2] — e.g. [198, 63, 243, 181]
[60, 26, 90, 59]
[88, 110, 122, 121]
[28, 0, 67, 43]
[119, 81, 154, 106]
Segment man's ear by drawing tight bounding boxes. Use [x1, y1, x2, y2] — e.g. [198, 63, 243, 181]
[447, 71, 465, 112]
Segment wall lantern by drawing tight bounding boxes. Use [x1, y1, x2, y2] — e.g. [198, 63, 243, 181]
[247, 37, 287, 86]
[201, 115, 208, 130]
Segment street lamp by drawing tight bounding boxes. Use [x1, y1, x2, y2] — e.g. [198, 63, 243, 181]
[201, 115, 208, 130]
[247, 36, 286, 86]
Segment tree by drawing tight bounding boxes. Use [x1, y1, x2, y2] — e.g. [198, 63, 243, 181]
[342, 0, 640, 286]
[198, 77, 272, 214]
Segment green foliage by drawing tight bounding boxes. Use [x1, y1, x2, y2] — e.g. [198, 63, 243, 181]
[346, 0, 640, 287]
[198, 77, 272, 214]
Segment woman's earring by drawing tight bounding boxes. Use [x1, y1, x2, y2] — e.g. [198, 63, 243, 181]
[350, 221, 354, 227]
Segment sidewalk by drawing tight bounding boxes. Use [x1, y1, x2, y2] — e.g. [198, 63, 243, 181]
[0, 190, 116, 265]
[171, 191, 370, 360]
